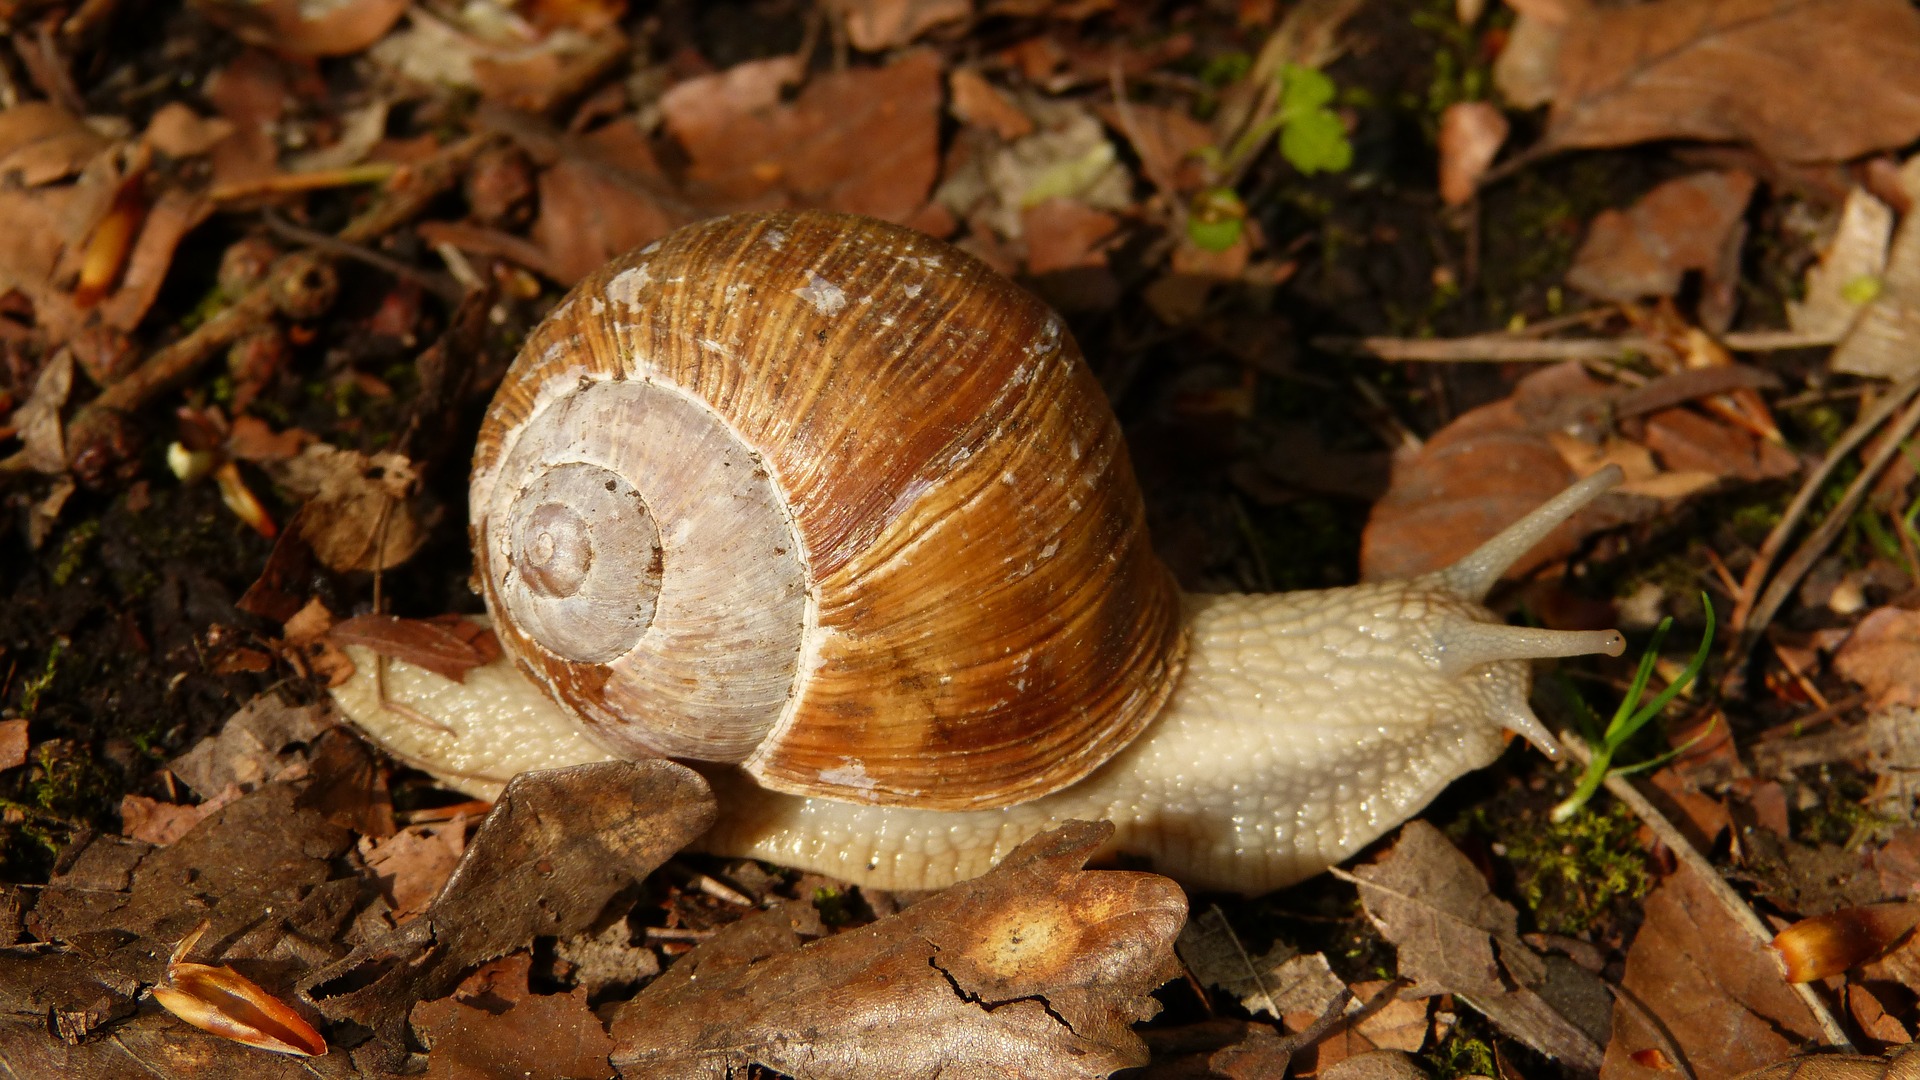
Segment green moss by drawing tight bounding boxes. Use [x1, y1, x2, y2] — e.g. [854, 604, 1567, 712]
[51, 519, 101, 587]
[1425, 1027, 1499, 1079]
[1472, 801, 1653, 934]
[17, 638, 67, 717]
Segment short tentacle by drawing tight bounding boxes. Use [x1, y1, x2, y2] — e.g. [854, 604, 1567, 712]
[1434, 465, 1624, 602]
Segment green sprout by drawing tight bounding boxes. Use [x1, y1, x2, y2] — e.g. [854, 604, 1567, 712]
[1274, 64, 1353, 176]
[1551, 594, 1716, 823]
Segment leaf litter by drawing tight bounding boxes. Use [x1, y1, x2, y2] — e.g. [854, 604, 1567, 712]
[19, 0, 1920, 1076]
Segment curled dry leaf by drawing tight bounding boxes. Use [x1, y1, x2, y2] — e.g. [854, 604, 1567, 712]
[610, 820, 1186, 1079]
[150, 923, 327, 1057]
[1543, 0, 1920, 162]
[1437, 101, 1508, 206]
[413, 954, 614, 1080]
[1834, 607, 1920, 709]
[1772, 902, 1920, 982]
[1830, 157, 1920, 378]
[951, 67, 1037, 141]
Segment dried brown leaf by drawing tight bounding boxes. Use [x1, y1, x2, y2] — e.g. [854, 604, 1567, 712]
[0, 718, 27, 772]
[610, 820, 1185, 1079]
[143, 102, 236, 159]
[1351, 821, 1606, 1069]
[1831, 158, 1920, 378]
[527, 119, 679, 285]
[327, 614, 491, 684]
[0, 102, 111, 185]
[826, 0, 970, 50]
[362, 819, 467, 923]
[1601, 865, 1824, 1078]
[663, 49, 941, 222]
[1735, 1044, 1920, 1079]
[305, 761, 715, 1069]
[414, 956, 613, 1080]
[270, 444, 427, 572]
[951, 67, 1036, 141]
[1437, 101, 1508, 206]
[1545, 0, 1920, 162]
[1789, 186, 1894, 341]
[191, 0, 409, 57]
[1836, 608, 1920, 709]
[119, 793, 225, 846]
[11, 351, 72, 476]
[1567, 171, 1756, 301]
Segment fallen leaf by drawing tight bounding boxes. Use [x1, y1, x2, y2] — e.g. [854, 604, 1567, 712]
[414, 953, 614, 1080]
[1735, 1045, 1920, 1079]
[1097, 99, 1214, 193]
[1437, 101, 1508, 206]
[663, 50, 942, 223]
[168, 694, 333, 801]
[191, 0, 410, 57]
[143, 102, 237, 159]
[1831, 157, 1920, 378]
[1566, 171, 1756, 301]
[525, 119, 681, 285]
[1640, 407, 1798, 483]
[1022, 197, 1121, 274]
[269, 443, 428, 573]
[1836, 608, 1920, 709]
[119, 793, 225, 846]
[1600, 865, 1823, 1078]
[327, 614, 496, 684]
[1351, 821, 1606, 1069]
[1789, 187, 1894, 341]
[937, 98, 1132, 242]
[951, 67, 1036, 141]
[304, 760, 715, 1069]
[1544, 0, 1920, 162]
[0, 719, 27, 771]
[1176, 906, 1349, 1020]
[610, 821, 1185, 1079]
[362, 819, 467, 923]
[826, 0, 970, 50]
[1322, 1050, 1435, 1080]
[10, 352, 73, 476]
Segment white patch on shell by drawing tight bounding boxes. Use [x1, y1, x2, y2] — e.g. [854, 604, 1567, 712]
[793, 272, 847, 316]
[903, 283, 923, 299]
[818, 758, 874, 792]
[589, 296, 605, 315]
[606, 266, 653, 313]
[764, 228, 787, 250]
[1024, 315, 1063, 358]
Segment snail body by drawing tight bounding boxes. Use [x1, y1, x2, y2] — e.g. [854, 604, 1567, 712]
[330, 211, 1624, 895]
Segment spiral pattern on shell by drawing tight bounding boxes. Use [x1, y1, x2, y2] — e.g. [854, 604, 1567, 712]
[472, 211, 1186, 810]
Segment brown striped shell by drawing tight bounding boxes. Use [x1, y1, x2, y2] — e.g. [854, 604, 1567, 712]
[472, 210, 1186, 811]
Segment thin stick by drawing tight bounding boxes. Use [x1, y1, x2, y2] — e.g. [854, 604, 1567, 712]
[1559, 738, 1854, 1050]
[1734, 381, 1920, 658]
[1315, 328, 1843, 363]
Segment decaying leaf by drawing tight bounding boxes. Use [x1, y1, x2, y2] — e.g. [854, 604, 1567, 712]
[1176, 906, 1348, 1020]
[1601, 865, 1824, 1078]
[168, 693, 333, 801]
[610, 821, 1186, 1079]
[1789, 186, 1895, 341]
[662, 49, 942, 223]
[0, 718, 27, 772]
[1437, 101, 1508, 206]
[414, 954, 615, 1080]
[1566, 171, 1756, 302]
[326, 614, 500, 684]
[190, 0, 409, 57]
[1838, 609, 1920, 709]
[825, 0, 970, 50]
[267, 443, 429, 572]
[1543, 0, 1920, 162]
[1349, 821, 1606, 1070]
[304, 761, 715, 1067]
[1736, 1044, 1920, 1079]
[1830, 157, 1920, 378]
[150, 922, 327, 1056]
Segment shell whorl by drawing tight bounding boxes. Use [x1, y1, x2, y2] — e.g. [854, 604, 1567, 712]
[473, 211, 1187, 810]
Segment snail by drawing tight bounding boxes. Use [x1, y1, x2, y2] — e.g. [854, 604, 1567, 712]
[329, 210, 1626, 896]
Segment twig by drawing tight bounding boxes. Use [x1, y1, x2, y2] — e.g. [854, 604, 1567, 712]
[1315, 328, 1842, 363]
[1731, 376, 1920, 658]
[261, 211, 465, 304]
[0, 132, 498, 480]
[1558, 737, 1854, 1050]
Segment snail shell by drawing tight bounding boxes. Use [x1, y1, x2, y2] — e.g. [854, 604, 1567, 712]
[473, 210, 1186, 811]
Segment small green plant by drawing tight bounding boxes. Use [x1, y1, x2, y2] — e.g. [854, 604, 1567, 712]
[1274, 64, 1353, 176]
[1551, 594, 1715, 823]
[1500, 801, 1653, 933]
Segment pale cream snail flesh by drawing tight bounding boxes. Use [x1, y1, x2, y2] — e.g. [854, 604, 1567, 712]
[329, 210, 1625, 896]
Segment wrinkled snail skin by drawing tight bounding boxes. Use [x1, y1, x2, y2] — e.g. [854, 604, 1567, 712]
[326, 210, 1626, 896]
